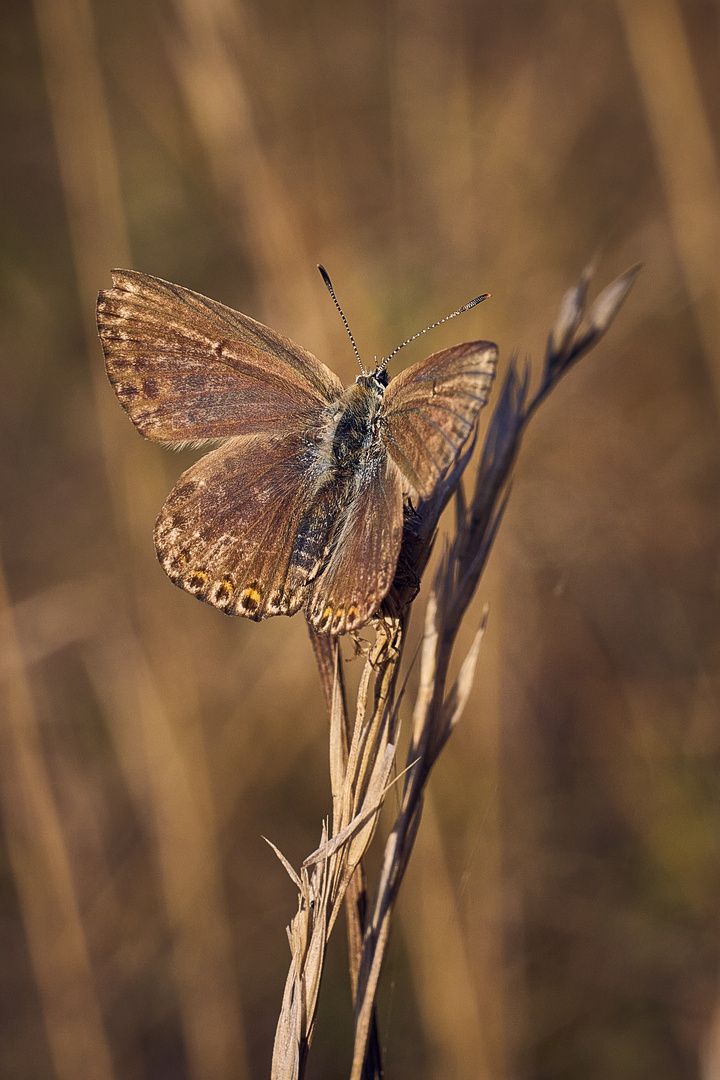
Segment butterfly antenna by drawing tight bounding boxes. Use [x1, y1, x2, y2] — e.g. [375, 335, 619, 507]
[318, 264, 366, 374]
[380, 292, 491, 371]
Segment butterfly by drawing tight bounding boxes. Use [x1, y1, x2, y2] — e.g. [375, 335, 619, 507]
[97, 269, 497, 634]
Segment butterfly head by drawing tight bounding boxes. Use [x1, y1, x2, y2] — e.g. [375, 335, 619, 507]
[356, 366, 389, 390]
[318, 263, 489, 391]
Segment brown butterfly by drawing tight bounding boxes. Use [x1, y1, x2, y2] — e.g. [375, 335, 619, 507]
[97, 269, 497, 633]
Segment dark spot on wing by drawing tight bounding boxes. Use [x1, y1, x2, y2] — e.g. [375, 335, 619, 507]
[142, 377, 160, 399]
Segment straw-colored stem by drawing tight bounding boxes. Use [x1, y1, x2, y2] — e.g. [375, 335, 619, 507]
[272, 621, 404, 1079]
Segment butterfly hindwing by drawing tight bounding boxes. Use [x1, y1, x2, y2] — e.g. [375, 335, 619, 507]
[97, 270, 343, 443]
[307, 452, 405, 634]
[154, 432, 351, 619]
[380, 340, 497, 498]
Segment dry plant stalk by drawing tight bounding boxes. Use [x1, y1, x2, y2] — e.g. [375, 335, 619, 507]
[270, 264, 641, 1080]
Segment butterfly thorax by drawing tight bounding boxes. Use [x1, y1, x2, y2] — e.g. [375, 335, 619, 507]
[320, 374, 386, 471]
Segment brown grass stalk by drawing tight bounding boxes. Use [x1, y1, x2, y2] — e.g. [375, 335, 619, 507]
[616, 0, 720, 410]
[33, 0, 251, 1074]
[0, 556, 116, 1080]
[269, 265, 639, 1079]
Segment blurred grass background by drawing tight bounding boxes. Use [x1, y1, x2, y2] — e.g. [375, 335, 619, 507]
[1, 0, 719, 1077]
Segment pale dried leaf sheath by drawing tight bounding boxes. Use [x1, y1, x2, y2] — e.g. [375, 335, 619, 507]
[272, 622, 404, 1080]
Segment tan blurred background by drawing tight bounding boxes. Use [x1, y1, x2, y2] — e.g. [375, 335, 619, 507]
[1, 0, 719, 1077]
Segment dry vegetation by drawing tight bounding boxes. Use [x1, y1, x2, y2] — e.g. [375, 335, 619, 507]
[1, 1, 719, 1079]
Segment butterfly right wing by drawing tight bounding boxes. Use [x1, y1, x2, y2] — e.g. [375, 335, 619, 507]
[307, 452, 405, 634]
[97, 270, 343, 443]
[154, 431, 352, 619]
[381, 340, 497, 499]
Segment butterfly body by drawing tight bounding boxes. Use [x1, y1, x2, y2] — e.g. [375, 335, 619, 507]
[98, 270, 497, 633]
[312, 372, 384, 473]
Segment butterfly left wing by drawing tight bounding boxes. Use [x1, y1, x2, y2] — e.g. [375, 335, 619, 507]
[307, 453, 405, 634]
[97, 270, 343, 443]
[380, 340, 497, 499]
[154, 432, 348, 619]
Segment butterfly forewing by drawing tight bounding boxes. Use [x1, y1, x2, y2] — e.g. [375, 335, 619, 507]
[381, 340, 498, 498]
[97, 270, 343, 443]
[308, 453, 405, 634]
